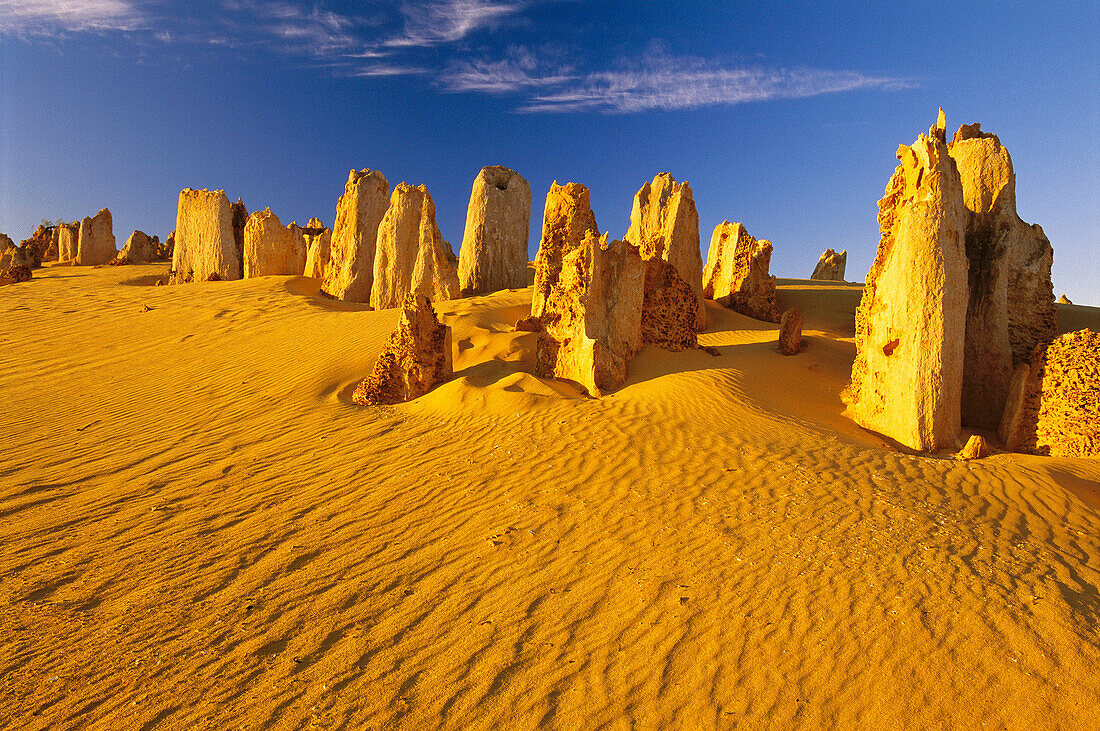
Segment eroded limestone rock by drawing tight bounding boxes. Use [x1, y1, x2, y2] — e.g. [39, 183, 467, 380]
[811, 249, 847, 281]
[844, 112, 969, 452]
[323, 169, 390, 302]
[302, 218, 332, 279]
[243, 208, 308, 278]
[57, 223, 79, 262]
[1000, 329, 1100, 458]
[20, 225, 54, 265]
[117, 230, 162, 264]
[949, 122, 1056, 430]
[640, 258, 698, 351]
[536, 232, 644, 396]
[779, 309, 803, 355]
[0, 233, 15, 269]
[352, 294, 453, 405]
[955, 435, 990, 460]
[458, 166, 531, 296]
[76, 209, 116, 266]
[370, 183, 460, 309]
[624, 173, 706, 330]
[530, 182, 600, 320]
[702, 221, 780, 322]
[170, 189, 240, 283]
[1058, 294, 1072, 305]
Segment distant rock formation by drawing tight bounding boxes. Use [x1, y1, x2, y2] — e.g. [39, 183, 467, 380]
[243, 208, 307, 277]
[0, 233, 15, 268]
[810, 249, 847, 281]
[948, 122, 1056, 430]
[20, 225, 55, 265]
[640, 258, 698, 351]
[370, 183, 461, 309]
[1000, 329, 1099, 458]
[302, 218, 332, 279]
[1058, 294, 1072, 305]
[158, 231, 175, 261]
[76, 209, 116, 266]
[116, 230, 162, 264]
[845, 111, 969, 452]
[353, 294, 453, 405]
[530, 182, 600, 320]
[458, 166, 531, 296]
[778, 309, 803, 355]
[624, 173, 706, 330]
[57, 223, 79, 262]
[170, 189, 240, 283]
[230, 198, 248, 277]
[702, 221, 780, 322]
[323, 169, 390, 302]
[536, 232, 644, 396]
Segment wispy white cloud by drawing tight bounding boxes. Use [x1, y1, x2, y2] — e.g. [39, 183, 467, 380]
[440, 52, 910, 113]
[0, 0, 142, 34]
[386, 0, 526, 47]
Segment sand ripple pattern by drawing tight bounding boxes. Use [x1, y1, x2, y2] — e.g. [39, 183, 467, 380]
[1, 267, 1099, 730]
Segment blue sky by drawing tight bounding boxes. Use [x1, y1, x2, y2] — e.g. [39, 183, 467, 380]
[1, 1, 1097, 303]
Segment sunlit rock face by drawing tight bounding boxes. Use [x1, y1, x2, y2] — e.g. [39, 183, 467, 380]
[1000, 329, 1100, 458]
[243, 208, 307, 278]
[702, 221, 780, 323]
[458, 165, 531, 296]
[624, 173, 706, 330]
[845, 112, 969, 452]
[171, 189, 240, 283]
[324, 169, 390, 303]
[370, 183, 461, 310]
[530, 181, 600, 320]
[117, 230, 162, 264]
[75, 209, 116, 266]
[948, 122, 1055, 430]
[536, 232, 645, 397]
[811, 248, 847, 281]
[302, 218, 332, 279]
[353, 294, 453, 406]
[56, 223, 79, 262]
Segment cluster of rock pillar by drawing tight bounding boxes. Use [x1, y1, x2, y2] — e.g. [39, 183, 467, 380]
[844, 110, 1070, 454]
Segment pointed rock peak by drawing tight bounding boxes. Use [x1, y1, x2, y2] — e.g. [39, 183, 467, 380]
[931, 108, 947, 142]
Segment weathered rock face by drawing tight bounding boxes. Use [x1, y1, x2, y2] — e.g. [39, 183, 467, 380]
[1058, 294, 1072, 305]
[458, 166, 531, 296]
[810, 249, 847, 281]
[624, 173, 706, 330]
[0, 264, 32, 286]
[370, 183, 461, 309]
[76, 209, 117, 266]
[1000, 329, 1099, 458]
[243, 208, 307, 278]
[20, 225, 54, 265]
[323, 169, 390, 302]
[536, 232, 644, 396]
[230, 198, 248, 276]
[117, 230, 162, 264]
[303, 218, 333, 279]
[948, 122, 1056, 430]
[57, 223, 79, 262]
[171, 189, 240, 283]
[640, 258, 698, 351]
[530, 182, 600, 320]
[702, 221, 780, 322]
[158, 231, 175, 261]
[845, 113, 969, 452]
[0, 233, 16, 269]
[778, 309, 803, 355]
[352, 294, 453, 405]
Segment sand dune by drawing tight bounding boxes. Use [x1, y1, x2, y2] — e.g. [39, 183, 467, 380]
[2, 264, 1099, 729]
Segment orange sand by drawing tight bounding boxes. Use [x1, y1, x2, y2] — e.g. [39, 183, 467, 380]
[1, 265, 1099, 729]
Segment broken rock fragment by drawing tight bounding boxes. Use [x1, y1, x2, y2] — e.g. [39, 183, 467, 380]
[353, 294, 453, 405]
[702, 221, 780, 322]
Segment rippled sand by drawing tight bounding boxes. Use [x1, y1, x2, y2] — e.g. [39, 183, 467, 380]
[2, 265, 1098, 729]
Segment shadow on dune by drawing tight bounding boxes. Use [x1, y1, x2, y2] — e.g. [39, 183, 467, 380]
[283, 276, 374, 312]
